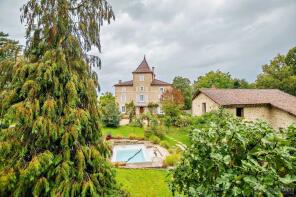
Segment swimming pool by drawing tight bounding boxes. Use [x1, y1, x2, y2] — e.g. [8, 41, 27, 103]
[111, 144, 150, 163]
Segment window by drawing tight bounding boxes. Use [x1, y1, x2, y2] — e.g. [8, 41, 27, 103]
[121, 106, 126, 113]
[139, 94, 144, 102]
[202, 103, 206, 114]
[160, 87, 164, 93]
[236, 108, 244, 117]
[140, 75, 145, 81]
[140, 86, 144, 92]
[121, 94, 126, 102]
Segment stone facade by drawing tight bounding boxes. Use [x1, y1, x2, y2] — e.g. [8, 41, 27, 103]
[192, 92, 296, 129]
[114, 57, 172, 115]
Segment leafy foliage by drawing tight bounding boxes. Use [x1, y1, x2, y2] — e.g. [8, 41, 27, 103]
[149, 135, 161, 144]
[99, 92, 121, 128]
[147, 102, 159, 114]
[255, 47, 296, 96]
[170, 110, 296, 196]
[163, 153, 181, 167]
[125, 101, 136, 123]
[0, 0, 121, 196]
[193, 70, 250, 94]
[0, 32, 20, 62]
[172, 76, 192, 110]
[161, 88, 184, 127]
[129, 117, 143, 128]
[0, 32, 21, 110]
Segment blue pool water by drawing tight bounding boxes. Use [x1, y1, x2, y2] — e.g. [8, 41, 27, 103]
[115, 148, 146, 163]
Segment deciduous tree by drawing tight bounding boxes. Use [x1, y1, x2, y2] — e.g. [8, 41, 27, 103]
[99, 92, 120, 128]
[161, 89, 184, 127]
[193, 70, 250, 94]
[172, 76, 192, 110]
[256, 47, 296, 96]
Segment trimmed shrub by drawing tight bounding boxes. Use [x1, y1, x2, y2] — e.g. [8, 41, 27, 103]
[144, 127, 154, 139]
[100, 103, 121, 128]
[129, 117, 143, 128]
[154, 128, 165, 139]
[163, 154, 181, 167]
[149, 135, 160, 144]
[128, 134, 137, 140]
[175, 115, 192, 127]
[160, 141, 170, 149]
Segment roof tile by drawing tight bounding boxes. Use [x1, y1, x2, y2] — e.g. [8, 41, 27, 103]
[194, 89, 296, 116]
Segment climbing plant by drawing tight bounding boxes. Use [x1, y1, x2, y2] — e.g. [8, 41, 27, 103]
[0, 0, 122, 196]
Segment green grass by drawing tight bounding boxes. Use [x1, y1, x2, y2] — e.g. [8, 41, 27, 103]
[116, 168, 172, 197]
[102, 125, 145, 138]
[165, 128, 191, 146]
[102, 125, 190, 148]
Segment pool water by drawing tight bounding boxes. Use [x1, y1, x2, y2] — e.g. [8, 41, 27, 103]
[112, 144, 150, 163]
[115, 149, 145, 163]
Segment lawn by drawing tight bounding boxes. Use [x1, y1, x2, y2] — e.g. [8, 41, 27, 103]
[116, 168, 173, 197]
[102, 125, 145, 138]
[165, 128, 191, 146]
[102, 125, 191, 148]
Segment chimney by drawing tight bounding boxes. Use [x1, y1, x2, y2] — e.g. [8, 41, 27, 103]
[152, 67, 155, 79]
[119, 80, 122, 84]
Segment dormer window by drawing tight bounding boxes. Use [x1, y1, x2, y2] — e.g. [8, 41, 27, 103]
[140, 75, 145, 81]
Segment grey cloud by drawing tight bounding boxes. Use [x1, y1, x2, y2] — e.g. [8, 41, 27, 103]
[1, 0, 295, 94]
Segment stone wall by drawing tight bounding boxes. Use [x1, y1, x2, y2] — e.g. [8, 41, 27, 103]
[115, 72, 172, 114]
[270, 107, 296, 129]
[192, 93, 296, 129]
[192, 93, 220, 116]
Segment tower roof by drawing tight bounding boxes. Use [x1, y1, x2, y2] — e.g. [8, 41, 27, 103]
[133, 56, 153, 73]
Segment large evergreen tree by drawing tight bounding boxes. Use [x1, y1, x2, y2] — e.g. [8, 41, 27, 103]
[0, 32, 21, 91]
[0, 0, 122, 196]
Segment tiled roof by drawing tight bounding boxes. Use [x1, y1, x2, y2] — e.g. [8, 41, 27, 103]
[132, 56, 153, 73]
[151, 79, 171, 86]
[193, 88, 296, 116]
[114, 80, 133, 86]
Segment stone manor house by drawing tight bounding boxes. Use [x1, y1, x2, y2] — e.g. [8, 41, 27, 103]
[114, 57, 172, 115]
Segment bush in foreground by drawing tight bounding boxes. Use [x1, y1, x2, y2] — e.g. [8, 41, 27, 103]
[170, 110, 296, 196]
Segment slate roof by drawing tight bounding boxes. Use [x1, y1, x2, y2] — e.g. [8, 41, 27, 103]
[193, 88, 296, 116]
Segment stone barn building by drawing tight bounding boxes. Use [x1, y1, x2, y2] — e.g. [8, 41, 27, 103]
[192, 88, 296, 129]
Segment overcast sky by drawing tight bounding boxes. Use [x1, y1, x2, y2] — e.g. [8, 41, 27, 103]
[1, 0, 296, 93]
